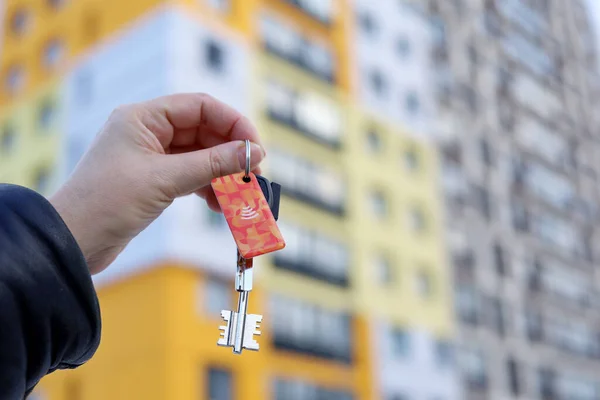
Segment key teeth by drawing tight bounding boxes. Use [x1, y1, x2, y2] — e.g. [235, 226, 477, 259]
[217, 310, 233, 347]
[220, 310, 232, 321]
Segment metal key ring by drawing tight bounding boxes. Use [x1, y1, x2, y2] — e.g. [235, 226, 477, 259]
[244, 139, 251, 180]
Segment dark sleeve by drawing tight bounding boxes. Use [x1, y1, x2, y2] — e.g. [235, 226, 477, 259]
[0, 184, 101, 399]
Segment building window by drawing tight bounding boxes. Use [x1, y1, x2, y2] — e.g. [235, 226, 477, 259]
[375, 254, 393, 284]
[303, 40, 335, 82]
[415, 269, 433, 299]
[5, 65, 25, 94]
[461, 349, 487, 390]
[10, 8, 30, 36]
[203, 278, 231, 317]
[366, 128, 382, 153]
[1, 124, 16, 153]
[260, 14, 335, 82]
[369, 69, 387, 98]
[207, 368, 232, 400]
[369, 191, 388, 219]
[467, 43, 478, 65]
[38, 100, 57, 131]
[457, 286, 478, 325]
[479, 138, 493, 166]
[471, 184, 491, 220]
[358, 11, 376, 35]
[207, 0, 230, 13]
[34, 167, 51, 194]
[292, 0, 334, 24]
[271, 295, 352, 362]
[265, 80, 295, 125]
[525, 310, 543, 342]
[507, 358, 521, 396]
[268, 148, 345, 214]
[402, 145, 420, 173]
[493, 243, 507, 276]
[274, 378, 353, 400]
[490, 298, 505, 336]
[294, 91, 341, 145]
[435, 340, 453, 368]
[396, 37, 411, 58]
[404, 91, 420, 114]
[204, 39, 225, 72]
[390, 328, 410, 358]
[265, 80, 341, 147]
[48, 0, 67, 8]
[275, 222, 349, 285]
[512, 201, 530, 232]
[538, 368, 555, 399]
[407, 206, 427, 233]
[43, 39, 64, 69]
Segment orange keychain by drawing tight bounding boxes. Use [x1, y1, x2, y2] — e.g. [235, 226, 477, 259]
[210, 161, 285, 259]
[213, 140, 285, 355]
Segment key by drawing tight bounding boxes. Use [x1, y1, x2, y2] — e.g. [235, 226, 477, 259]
[211, 140, 286, 355]
[217, 255, 263, 353]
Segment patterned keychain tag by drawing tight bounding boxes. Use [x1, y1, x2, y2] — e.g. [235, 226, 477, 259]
[211, 171, 286, 259]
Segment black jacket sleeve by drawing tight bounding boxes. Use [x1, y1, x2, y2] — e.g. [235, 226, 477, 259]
[0, 184, 101, 399]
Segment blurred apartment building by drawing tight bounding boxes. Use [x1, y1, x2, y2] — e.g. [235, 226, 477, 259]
[409, 0, 600, 399]
[0, 1, 458, 399]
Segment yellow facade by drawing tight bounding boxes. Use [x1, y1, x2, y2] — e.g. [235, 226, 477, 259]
[346, 107, 453, 336]
[37, 265, 369, 400]
[0, 78, 62, 195]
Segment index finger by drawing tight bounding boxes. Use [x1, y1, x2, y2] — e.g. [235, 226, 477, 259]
[137, 92, 262, 150]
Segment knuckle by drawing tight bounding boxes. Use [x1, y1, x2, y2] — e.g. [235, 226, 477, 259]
[208, 148, 224, 179]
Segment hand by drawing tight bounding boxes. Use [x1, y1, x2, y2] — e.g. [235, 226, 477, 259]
[50, 93, 265, 275]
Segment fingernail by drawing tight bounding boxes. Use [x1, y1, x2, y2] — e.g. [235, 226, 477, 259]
[237, 141, 265, 171]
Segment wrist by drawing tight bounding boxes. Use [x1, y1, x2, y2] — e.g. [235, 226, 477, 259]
[50, 185, 99, 273]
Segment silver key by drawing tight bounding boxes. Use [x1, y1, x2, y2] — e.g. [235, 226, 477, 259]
[217, 251, 263, 354]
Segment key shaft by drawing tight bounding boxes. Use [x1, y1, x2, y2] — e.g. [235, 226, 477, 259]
[233, 291, 250, 354]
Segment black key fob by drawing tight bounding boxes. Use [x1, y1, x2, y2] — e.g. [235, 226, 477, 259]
[256, 175, 281, 221]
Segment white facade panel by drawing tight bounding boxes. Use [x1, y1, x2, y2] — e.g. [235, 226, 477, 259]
[372, 319, 461, 400]
[167, 12, 252, 115]
[59, 8, 251, 285]
[351, 0, 437, 140]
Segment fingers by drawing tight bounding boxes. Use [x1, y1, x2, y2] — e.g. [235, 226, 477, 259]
[160, 140, 265, 197]
[136, 93, 262, 150]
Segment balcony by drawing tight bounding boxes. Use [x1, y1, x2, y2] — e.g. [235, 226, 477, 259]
[260, 14, 336, 84]
[273, 255, 349, 287]
[453, 251, 475, 277]
[265, 81, 342, 150]
[273, 324, 353, 364]
[281, 185, 345, 216]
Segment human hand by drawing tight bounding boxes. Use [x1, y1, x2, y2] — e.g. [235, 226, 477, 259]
[50, 93, 265, 275]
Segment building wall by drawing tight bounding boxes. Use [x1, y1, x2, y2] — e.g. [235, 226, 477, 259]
[0, 79, 63, 196]
[3, 0, 459, 399]
[372, 320, 460, 400]
[424, 0, 600, 399]
[350, 0, 437, 140]
[38, 265, 368, 400]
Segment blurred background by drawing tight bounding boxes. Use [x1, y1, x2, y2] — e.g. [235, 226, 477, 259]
[1, 0, 600, 399]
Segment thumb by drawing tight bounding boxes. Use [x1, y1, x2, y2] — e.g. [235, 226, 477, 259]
[161, 140, 265, 197]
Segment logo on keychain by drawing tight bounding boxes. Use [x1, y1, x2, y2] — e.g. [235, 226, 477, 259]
[211, 141, 286, 259]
